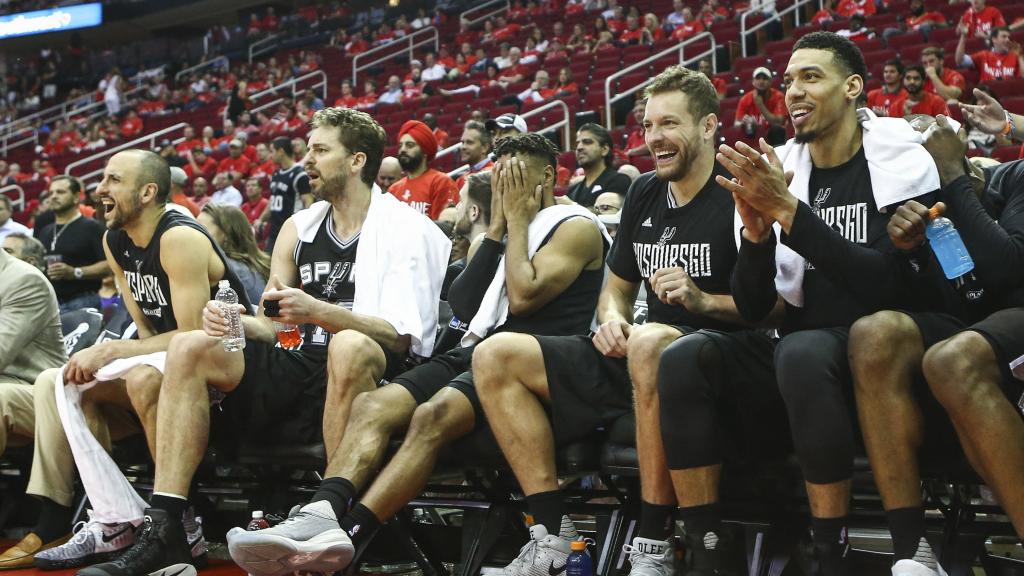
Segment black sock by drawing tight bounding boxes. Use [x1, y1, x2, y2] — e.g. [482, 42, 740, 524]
[811, 516, 850, 576]
[311, 477, 357, 521]
[887, 506, 925, 562]
[338, 503, 381, 548]
[678, 503, 721, 538]
[32, 498, 73, 542]
[811, 516, 848, 547]
[150, 494, 189, 523]
[638, 500, 677, 541]
[525, 490, 567, 536]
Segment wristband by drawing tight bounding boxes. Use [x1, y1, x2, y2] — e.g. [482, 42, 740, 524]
[1004, 110, 1016, 138]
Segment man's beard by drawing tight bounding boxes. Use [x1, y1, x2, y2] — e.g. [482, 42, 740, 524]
[793, 130, 819, 144]
[313, 172, 347, 201]
[398, 151, 423, 172]
[656, 139, 698, 182]
[106, 195, 142, 230]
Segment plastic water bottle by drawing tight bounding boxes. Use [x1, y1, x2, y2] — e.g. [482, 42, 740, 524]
[566, 541, 593, 576]
[246, 510, 269, 531]
[926, 206, 974, 280]
[216, 280, 246, 351]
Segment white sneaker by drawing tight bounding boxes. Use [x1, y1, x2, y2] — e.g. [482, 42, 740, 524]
[33, 510, 135, 570]
[226, 500, 354, 576]
[623, 537, 674, 576]
[892, 559, 949, 576]
[494, 524, 573, 576]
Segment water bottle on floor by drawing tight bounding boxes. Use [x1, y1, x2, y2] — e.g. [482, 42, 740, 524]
[216, 280, 246, 351]
[926, 206, 974, 280]
[566, 541, 592, 576]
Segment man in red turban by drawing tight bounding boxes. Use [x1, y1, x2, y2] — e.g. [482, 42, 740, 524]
[388, 120, 459, 220]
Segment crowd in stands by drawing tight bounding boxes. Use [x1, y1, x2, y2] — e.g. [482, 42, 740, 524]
[3, 0, 1024, 575]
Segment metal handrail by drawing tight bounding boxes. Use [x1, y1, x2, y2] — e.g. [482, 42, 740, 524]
[439, 99, 573, 169]
[740, 0, 820, 57]
[227, 70, 328, 120]
[0, 184, 26, 212]
[290, 70, 328, 102]
[462, 0, 509, 27]
[352, 27, 439, 85]
[249, 33, 283, 64]
[65, 123, 191, 183]
[175, 56, 229, 83]
[604, 33, 717, 128]
[1, 128, 38, 158]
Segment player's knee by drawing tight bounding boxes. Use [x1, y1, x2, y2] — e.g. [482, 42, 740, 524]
[125, 365, 162, 410]
[167, 330, 214, 364]
[849, 311, 918, 391]
[657, 333, 714, 407]
[924, 332, 992, 410]
[472, 332, 525, 390]
[406, 400, 449, 445]
[31, 368, 60, 406]
[629, 323, 680, 394]
[329, 329, 385, 375]
[774, 332, 827, 404]
[350, 389, 389, 422]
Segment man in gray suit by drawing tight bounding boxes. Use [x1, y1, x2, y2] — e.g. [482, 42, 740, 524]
[0, 238, 66, 453]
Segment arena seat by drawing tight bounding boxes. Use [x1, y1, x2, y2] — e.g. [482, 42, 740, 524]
[60, 308, 104, 357]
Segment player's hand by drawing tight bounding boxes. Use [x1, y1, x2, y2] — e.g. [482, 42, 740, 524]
[501, 158, 541, 225]
[202, 300, 244, 337]
[651, 267, 708, 313]
[63, 343, 111, 385]
[957, 88, 1007, 135]
[887, 200, 941, 252]
[922, 114, 967, 185]
[734, 189, 774, 242]
[592, 319, 632, 358]
[261, 275, 321, 325]
[716, 138, 798, 230]
[488, 161, 507, 238]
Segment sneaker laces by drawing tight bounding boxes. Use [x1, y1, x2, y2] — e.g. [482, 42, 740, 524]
[503, 538, 541, 574]
[111, 516, 156, 567]
[703, 532, 719, 550]
[66, 519, 94, 545]
[622, 543, 666, 570]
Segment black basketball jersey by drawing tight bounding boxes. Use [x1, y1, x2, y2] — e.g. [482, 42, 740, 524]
[268, 164, 311, 241]
[106, 209, 252, 334]
[294, 209, 358, 348]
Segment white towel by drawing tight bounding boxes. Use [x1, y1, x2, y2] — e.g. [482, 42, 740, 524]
[733, 108, 949, 306]
[462, 204, 612, 346]
[291, 186, 451, 357]
[54, 354, 165, 524]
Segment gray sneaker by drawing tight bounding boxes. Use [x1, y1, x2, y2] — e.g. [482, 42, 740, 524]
[34, 511, 135, 571]
[623, 537, 675, 576]
[183, 508, 208, 569]
[226, 500, 354, 576]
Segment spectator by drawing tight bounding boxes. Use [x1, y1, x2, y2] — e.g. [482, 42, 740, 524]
[239, 178, 268, 224]
[836, 14, 874, 40]
[175, 126, 200, 155]
[377, 156, 403, 190]
[921, 46, 965, 101]
[620, 15, 650, 45]
[699, 0, 731, 27]
[545, 39, 570, 62]
[517, 70, 557, 104]
[643, 14, 666, 41]
[34, 176, 110, 312]
[0, 196, 30, 242]
[262, 6, 279, 32]
[889, 64, 950, 117]
[192, 177, 212, 210]
[197, 203, 268, 306]
[2, 232, 46, 272]
[185, 147, 217, 183]
[378, 75, 403, 105]
[903, 0, 947, 35]
[734, 67, 787, 136]
[119, 110, 143, 140]
[665, 0, 687, 28]
[100, 68, 124, 117]
[292, 138, 308, 160]
[959, 0, 1005, 39]
[210, 173, 243, 207]
[592, 190, 624, 216]
[486, 113, 529, 145]
[411, 7, 431, 29]
[956, 26, 1023, 81]
[867, 59, 907, 117]
[168, 167, 200, 217]
[567, 123, 632, 207]
[836, 0, 875, 17]
[812, 0, 837, 26]
[388, 120, 460, 219]
[335, 81, 359, 108]
[454, 121, 495, 189]
[250, 144, 277, 181]
[421, 52, 447, 82]
[624, 99, 650, 158]
[698, 58, 726, 100]
[301, 88, 325, 112]
[492, 15, 522, 42]
[422, 113, 449, 149]
[356, 80, 378, 110]
[218, 139, 253, 181]
[671, 8, 705, 41]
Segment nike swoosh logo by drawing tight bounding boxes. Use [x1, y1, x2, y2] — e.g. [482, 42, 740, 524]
[158, 565, 192, 576]
[101, 526, 132, 543]
[548, 562, 567, 576]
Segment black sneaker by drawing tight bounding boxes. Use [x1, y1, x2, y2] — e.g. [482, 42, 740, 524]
[802, 539, 851, 576]
[680, 528, 742, 576]
[76, 509, 197, 576]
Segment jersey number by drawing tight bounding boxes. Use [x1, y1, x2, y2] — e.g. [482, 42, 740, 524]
[270, 195, 285, 211]
[311, 325, 329, 345]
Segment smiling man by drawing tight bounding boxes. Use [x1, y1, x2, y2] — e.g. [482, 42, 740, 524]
[717, 32, 941, 575]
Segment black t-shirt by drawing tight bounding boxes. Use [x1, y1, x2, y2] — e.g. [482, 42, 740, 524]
[107, 209, 252, 334]
[37, 215, 106, 302]
[294, 209, 358, 349]
[268, 164, 311, 247]
[567, 167, 632, 208]
[608, 169, 742, 332]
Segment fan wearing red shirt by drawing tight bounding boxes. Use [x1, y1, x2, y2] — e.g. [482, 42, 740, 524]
[175, 126, 201, 155]
[355, 80, 378, 111]
[492, 16, 522, 42]
[866, 59, 908, 117]
[735, 67, 787, 130]
[624, 99, 650, 158]
[119, 110, 143, 139]
[956, 27, 1023, 82]
[388, 120, 460, 220]
[672, 8, 705, 41]
[262, 7, 279, 31]
[240, 178, 269, 224]
[185, 147, 217, 182]
[889, 65, 950, 117]
[921, 47, 964, 101]
[904, 0, 946, 31]
[697, 59, 727, 100]
[219, 140, 254, 181]
[250, 143, 277, 181]
[836, 0, 875, 17]
[334, 80, 359, 108]
[959, 0, 1005, 39]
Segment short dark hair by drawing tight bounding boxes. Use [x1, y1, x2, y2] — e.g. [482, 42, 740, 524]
[5, 232, 45, 270]
[905, 64, 925, 78]
[884, 58, 905, 75]
[920, 46, 943, 60]
[792, 32, 867, 82]
[464, 120, 492, 150]
[992, 26, 1010, 37]
[133, 150, 171, 203]
[50, 175, 81, 196]
[272, 136, 295, 158]
[311, 107, 387, 187]
[577, 122, 615, 167]
[492, 132, 560, 170]
[465, 171, 493, 224]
